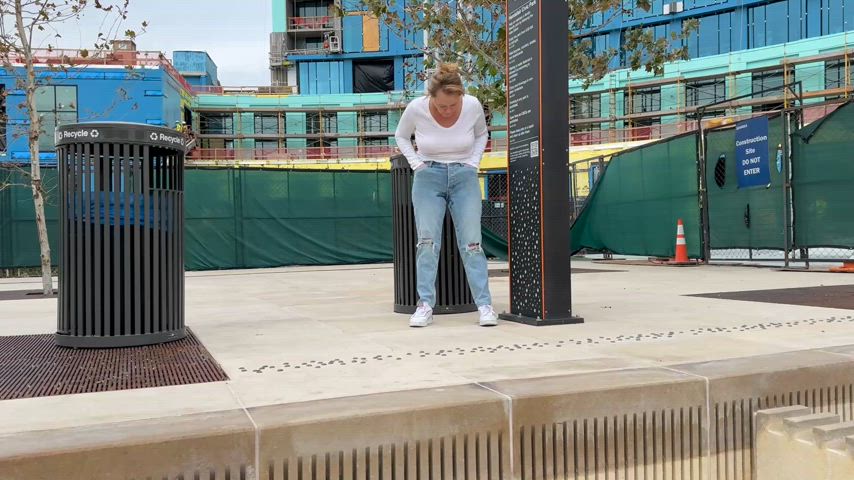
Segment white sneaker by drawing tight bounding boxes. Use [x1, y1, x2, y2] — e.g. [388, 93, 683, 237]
[409, 304, 433, 328]
[478, 305, 498, 327]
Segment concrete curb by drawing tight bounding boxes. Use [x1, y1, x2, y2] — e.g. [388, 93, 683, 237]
[2, 346, 854, 480]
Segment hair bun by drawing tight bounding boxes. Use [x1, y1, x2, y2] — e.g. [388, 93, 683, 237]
[438, 63, 459, 76]
[428, 63, 464, 96]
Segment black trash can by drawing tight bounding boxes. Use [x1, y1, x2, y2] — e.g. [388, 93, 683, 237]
[55, 122, 188, 348]
[391, 154, 477, 314]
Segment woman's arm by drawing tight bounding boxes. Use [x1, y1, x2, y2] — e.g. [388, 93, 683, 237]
[468, 102, 489, 168]
[394, 103, 424, 170]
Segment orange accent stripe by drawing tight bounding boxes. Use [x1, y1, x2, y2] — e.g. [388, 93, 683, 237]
[504, 1, 512, 311]
[538, 0, 546, 319]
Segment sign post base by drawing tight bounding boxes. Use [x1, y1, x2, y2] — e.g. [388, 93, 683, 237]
[499, 312, 584, 327]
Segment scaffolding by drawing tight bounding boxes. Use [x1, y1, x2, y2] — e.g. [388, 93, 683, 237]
[195, 49, 854, 165]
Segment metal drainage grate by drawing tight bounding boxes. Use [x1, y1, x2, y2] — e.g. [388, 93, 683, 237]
[0, 290, 58, 301]
[690, 284, 854, 310]
[0, 329, 228, 400]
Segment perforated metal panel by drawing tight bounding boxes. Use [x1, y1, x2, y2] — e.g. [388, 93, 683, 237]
[507, 165, 543, 318]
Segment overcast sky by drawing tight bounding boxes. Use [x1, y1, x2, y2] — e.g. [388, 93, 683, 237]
[41, 0, 273, 86]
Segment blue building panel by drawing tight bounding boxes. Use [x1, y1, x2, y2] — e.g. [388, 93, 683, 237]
[173, 51, 218, 86]
[0, 65, 186, 163]
[343, 15, 363, 53]
[379, 20, 390, 52]
[298, 61, 350, 95]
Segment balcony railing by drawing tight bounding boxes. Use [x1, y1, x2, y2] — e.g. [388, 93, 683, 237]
[187, 146, 399, 164]
[190, 85, 298, 95]
[288, 16, 335, 31]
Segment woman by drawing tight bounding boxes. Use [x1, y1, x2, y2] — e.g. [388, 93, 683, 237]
[394, 63, 498, 328]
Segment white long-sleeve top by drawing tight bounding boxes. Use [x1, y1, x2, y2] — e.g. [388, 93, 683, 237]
[394, 94, 489, 170]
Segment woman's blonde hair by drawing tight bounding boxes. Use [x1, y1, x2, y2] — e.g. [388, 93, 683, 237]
[427, 63, 464, 97]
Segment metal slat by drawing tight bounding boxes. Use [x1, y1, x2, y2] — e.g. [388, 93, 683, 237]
[74, 143, 83, 337]
[142, 145, 151, 335]
[169, 153, 176, 331]
[179, 158, 185, 328]
[113, 143, 122, 335]
[133, 144, 142, 337]
[58, 147, 67, 330]
[101, 143, 111, 336]
[94, 142, 103, 337]
[158, 153, 167, 331]
[152, 151, 161, 333]
[122, 144, 131, 336]
[84, 142, 93, 337]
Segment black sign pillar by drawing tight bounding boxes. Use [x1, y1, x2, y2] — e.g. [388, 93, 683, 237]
[500, 0, 582, 326]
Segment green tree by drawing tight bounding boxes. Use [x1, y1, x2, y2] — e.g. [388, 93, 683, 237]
[349, 0, 697, 112]
[0, 0, 143, 294]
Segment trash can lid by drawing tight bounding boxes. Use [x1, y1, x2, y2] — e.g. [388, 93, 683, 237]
[55, 122, 189, 153]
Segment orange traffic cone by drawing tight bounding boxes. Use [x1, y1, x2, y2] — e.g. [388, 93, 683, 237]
[830, 261, 854, 273]
[671, 219, 692, 265]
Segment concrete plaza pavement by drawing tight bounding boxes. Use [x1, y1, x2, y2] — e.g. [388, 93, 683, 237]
[2, 259, 854, 437]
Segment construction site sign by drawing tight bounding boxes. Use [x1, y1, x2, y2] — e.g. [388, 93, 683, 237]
[735, 116, 771, 189]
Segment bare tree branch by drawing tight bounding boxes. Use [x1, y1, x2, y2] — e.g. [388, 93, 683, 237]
[0, 0, 142, 294]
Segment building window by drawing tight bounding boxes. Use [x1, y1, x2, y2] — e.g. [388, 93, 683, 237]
[625, 87, 661, 115]
[359, 111, 389, 132]
[825, 60, 852, 91]
[306, 138, 337, 149]
[752, 69, 788, 112]
[255, 139, 280, 150]
[688, 12, 734, 58]
[361, 137, 388, 147]
[686, 77, 727, 118]
[199, 113, 234, 135]
[297, 36, 325, 50]
[748, 1, 793, 49]
[36, 85, 78, 151]
[570, 94, 601, 120]
[752, 69, 786, 97]
[306, 112, 337, 134]
[296, 0, 331, 18]
[359, 112, 390, 146]
[199, 139, 234, 149]
[570, 123, 596, 133]
[254, 114, 280, 135]
[627, 117, 661, 141]
[570, 123, 602, 146]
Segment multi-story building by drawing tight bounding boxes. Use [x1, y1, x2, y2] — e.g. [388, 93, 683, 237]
[0, 41, 194, 163]
[253, 0, 852, 153]
[268, 0, 425, 94]
[173, 51, 220, 88]
[571, 0, 854, 142]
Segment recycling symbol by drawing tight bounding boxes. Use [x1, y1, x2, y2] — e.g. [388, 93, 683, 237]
[150, 132, 158, 141]
[90, 129, 100, 138]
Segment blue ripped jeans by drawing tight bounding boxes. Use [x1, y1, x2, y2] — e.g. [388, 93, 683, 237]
[412, 162, 492, 308]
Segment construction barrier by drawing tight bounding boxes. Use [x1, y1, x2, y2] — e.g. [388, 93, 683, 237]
[705, 115, 788, 250]
[792, 102, 854, 250]
[4, 102, 854, 271]
[570, 133, 703, 259]
[1, 167, 509, 271]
